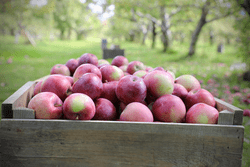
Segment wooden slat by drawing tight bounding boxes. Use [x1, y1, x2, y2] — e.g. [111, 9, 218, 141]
[13, 107, 35, 119]
[0, 119, 244, 167]
[215, 97, 243, 125]
[218, 110, 234, 125]
[1, 81, 36, 118]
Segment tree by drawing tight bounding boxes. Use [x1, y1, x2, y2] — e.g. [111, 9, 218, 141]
[188, 0, 240, 56]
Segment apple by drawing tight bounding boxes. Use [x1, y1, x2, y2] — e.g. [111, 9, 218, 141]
[152, 94, 186, 123]
[119, 102, 154, 122]
[172, 83, 188, 101]
[100, 65, 124, 82]
[119, 65, 128, 72]
[145, 66, 153, 72]
[111, 55, 129, 67]
[28, 92, 63, 119]
[243, 109, 250, 117]
[40, 74, 72, 101]
[63, 93, 95, 120]
[186, 103, 219, 124]
[98, 59, 110, 67]
[116, 75, 147, 104]
[93, 98, 117, 120]
[184, 88, 216, 110]
[143, 70, 174, 99]
[78, 53, 98, 66]
[152, 66, 165, 72]
[133, 70, 148, 79]
[73, 64, 102, 83]
[33, 80, 43, 96]
[65, 59, 79, 76]
[65, 76, 74, 86]
[50, 64, 70, 76]
[72, 73, 103, 100]
[100, 81, 119, 104]
[166, 70, 175, 80]
[175, 74, 201, 92]
[127, 61, 146, 74]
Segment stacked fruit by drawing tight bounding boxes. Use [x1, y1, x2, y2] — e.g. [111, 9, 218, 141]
[28, 53, 219, 124]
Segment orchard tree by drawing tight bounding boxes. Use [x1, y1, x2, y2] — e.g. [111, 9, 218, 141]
[188, 0, 241, 56]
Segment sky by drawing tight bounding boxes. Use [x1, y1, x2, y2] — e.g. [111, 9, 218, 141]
[30, 0, 114, 21]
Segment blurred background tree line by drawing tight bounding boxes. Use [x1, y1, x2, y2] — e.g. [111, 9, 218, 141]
[0, 0, 249, 68]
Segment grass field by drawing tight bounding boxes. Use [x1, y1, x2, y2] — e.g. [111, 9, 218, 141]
[0, 35, 249, 166]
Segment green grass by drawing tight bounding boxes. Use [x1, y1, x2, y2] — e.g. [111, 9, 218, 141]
[0, 35, 249, 166]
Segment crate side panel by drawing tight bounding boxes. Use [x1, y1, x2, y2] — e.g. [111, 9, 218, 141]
[0, 120, 244, 167]
[1, 81, 36, 118]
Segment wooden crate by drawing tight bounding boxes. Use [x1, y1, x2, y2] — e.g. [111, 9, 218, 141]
[0, 81, 244, 167]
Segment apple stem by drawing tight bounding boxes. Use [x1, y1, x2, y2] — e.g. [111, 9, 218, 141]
[54, 104, 62, 107]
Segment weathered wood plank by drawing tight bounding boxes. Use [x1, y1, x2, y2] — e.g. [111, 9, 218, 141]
[218, 110, 234, 125]
[0, 119, 244, 167]
[1, 81, 36, 118]
[103, 49, 125, 59]
[215, 97, 243, 125]
[13, 107, 35, 119]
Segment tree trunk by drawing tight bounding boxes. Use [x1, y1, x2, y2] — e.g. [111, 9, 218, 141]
[141, 23, 150, 45]
[10, 28, 15, 36]
[188, 3, 209, 56]
[67, 28, 72, 40]
[76, 31, 84, 40]
[151, 21, 157, 49]
[60, 29, 65, 40]
[160, 6, 172, 52]
[209, 30, 214, 45]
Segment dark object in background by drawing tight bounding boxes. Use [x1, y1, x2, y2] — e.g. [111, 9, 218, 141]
[101, 39, 107, 50]
[243, 70, 250, 81]
[217, 43, 224, 53]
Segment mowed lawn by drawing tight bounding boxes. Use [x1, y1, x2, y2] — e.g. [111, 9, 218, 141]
[0, 35, 249, 166]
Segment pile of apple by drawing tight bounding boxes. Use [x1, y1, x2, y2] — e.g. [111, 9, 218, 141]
[28, 53, 219, 124]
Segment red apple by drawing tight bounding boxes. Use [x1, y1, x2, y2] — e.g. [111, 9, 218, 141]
[119, 102, 154, 122]
[100, 81, 119, 104]
[65, 59, 79, 76]
[243, 109, 250, 117]
[143, 70, 174, 99]
[78, 53, 98, 66]
[172, 83, 188, 101]
[166, 70, 175, 80]
[28, 92, 63, 119]
[127, 61, 146, 74]
[175, 74, 201, 92]
[33, 80, 43, 96]
[152, 94, 186, 123]
[111, 55, 129, 67]
[184, 88, 216, 110]
[116, 75, 147, 104]
[119, 65, 128, 72]
[152, 66, 165, 72]
[40, 74, 72, 101]
[98, 59, 110, 65]
[65, 76, 74, 86]
[93, 98, 117, 120]
[50, 64, 70, 76]
[63, 93, 95, 120]
[145, 66, 153, 72]
[100, 65, 124, 82]
[73, 64, 102, 83]
[186, 103, 219, 124]
[133, 70, 148, 79]
[72, 73, 103, 100]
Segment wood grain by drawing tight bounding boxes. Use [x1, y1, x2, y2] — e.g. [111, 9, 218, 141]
[13, 107, 35, 119]
[1, 81, 36, 118]
[218, 110, 234, 125]
[0, 119, 244, 167]
[215, 97, 243, 125]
